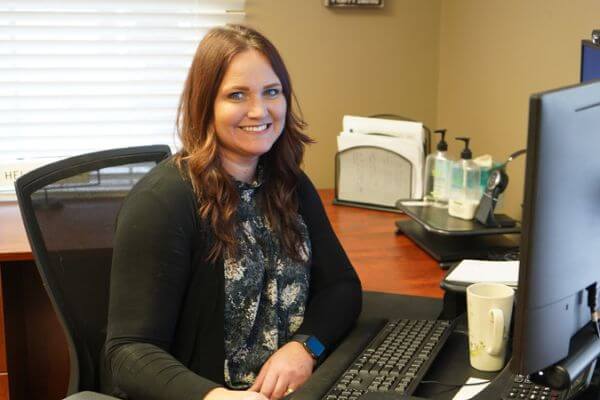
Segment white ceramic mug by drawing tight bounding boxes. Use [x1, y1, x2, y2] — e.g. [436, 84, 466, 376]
[466, 282, 515, 371]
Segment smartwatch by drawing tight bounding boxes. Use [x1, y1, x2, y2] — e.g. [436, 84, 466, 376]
[291, 334, 325, 360]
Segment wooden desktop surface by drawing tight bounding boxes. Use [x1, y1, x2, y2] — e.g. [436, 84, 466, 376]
[0, 188, 444, 400]
[318, 190, 444, 298]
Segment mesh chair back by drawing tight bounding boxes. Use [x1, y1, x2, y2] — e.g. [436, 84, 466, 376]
[15, 146, 171, 394]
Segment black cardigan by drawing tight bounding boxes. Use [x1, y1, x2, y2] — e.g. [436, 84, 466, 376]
[101, 159, 362, 400]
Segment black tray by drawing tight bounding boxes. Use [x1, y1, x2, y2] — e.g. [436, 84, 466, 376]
[396, 219, 520, 263]
[396, 199, 521, 236]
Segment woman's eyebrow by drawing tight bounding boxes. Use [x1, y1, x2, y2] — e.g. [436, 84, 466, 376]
[223, 82, 282, 91]
[222, 85, 250, 92]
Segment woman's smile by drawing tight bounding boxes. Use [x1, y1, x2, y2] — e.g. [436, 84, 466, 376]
[239, 123, 273, 133]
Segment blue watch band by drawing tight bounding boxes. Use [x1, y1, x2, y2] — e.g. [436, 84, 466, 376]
[291, 334, 325, 359]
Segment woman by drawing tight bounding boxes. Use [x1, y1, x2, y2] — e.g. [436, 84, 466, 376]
[102, 24, 362, 400]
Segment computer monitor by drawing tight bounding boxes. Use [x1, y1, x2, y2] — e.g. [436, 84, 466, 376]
[512, 80, 600, 381]
[580, 39, 600, 83]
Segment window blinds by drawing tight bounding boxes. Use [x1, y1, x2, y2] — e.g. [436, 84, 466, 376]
[0, 0, 245, 162]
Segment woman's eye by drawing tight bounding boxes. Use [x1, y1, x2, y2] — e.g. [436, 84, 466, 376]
[265, 88, 281, 97]
[228, 92, 245, 101]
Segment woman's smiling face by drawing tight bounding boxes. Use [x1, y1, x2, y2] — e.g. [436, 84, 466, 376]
[213, 49, 287, 169]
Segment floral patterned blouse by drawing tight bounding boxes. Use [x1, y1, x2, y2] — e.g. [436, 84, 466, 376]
[223, 176, 312, 389]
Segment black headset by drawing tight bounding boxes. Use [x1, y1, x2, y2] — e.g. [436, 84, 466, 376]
[475, 149, 526, 227]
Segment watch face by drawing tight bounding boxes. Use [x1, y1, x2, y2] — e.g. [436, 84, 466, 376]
[306, 336, 325, 357]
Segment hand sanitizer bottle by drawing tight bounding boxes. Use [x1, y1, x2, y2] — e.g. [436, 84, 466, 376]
[448, 137, 481, 220]
[423, 129, 451, 207]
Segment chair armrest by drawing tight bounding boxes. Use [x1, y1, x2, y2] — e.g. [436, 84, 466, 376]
[64, 391, 120, 400]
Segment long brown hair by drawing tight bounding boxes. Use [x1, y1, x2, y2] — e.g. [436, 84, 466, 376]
[174, 24, 313, 262]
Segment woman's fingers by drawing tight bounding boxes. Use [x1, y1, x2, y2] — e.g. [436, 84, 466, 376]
[271, 375, 290, 400]
[258, 366, 279, 399]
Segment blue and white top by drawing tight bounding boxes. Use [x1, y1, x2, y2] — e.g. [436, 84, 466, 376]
[223, 174, 312, 388]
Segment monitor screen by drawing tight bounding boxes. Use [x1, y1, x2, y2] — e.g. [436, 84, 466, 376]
[512, 80, 600, 376]
[581, 40, 600, 82]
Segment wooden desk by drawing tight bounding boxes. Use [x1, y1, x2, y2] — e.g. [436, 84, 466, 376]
[319, 191, 444, 298]
[0, 189, 444, 400]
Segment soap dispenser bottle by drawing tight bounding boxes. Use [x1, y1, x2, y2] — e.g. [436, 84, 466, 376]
[423, 129, 451, 207]
[448, 137, 481, 220]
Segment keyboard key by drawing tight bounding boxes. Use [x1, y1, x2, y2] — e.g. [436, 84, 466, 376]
[502, 374, 566, 400]
[321, 319, 453, 399]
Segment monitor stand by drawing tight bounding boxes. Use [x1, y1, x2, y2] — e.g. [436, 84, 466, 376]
[396, 219, 520, 264]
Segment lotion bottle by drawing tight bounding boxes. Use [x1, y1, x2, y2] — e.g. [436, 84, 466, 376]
[423, 129, 451, 207]
[448, 137, 481, 220]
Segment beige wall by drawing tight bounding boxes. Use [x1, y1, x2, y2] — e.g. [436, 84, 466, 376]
[437, 0, 600, 218]
[246, 0, 442, 188]
[247, 1, 599, 219]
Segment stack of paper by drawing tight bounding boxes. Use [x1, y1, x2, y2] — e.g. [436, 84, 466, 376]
[445, 259, 519, 288]
[452, 377, 491, 400]
[337, 115, 425, 199]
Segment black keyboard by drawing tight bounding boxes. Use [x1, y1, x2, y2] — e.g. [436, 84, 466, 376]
[322, 319, 454, 400]
[503, 374, 565, 400]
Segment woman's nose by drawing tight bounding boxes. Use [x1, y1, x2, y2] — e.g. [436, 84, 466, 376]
[247, 97, 268, 119]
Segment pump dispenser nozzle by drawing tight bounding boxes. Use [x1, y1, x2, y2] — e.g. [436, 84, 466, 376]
[433, 129, 448, 151]
[455, 137, 472, 160]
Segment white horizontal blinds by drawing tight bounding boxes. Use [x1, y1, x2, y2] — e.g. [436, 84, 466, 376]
[0, 0, 245, 161]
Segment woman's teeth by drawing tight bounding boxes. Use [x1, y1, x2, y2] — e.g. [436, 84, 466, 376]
[241, 124, 269, 132]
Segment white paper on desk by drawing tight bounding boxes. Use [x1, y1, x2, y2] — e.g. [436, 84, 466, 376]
[451, 377, 490, 400]
[337, 132, 424, 198]
[342, 115, 424, 144]
[445, 260, 519, 287]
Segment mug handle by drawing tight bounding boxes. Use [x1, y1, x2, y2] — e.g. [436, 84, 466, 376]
[486, 308, 504, 356]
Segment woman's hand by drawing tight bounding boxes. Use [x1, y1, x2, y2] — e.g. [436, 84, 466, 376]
[249, 341, 315, 399]
[204, 387, 269, 400]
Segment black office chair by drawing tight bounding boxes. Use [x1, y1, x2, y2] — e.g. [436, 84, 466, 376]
[15, 145, 172, 400]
